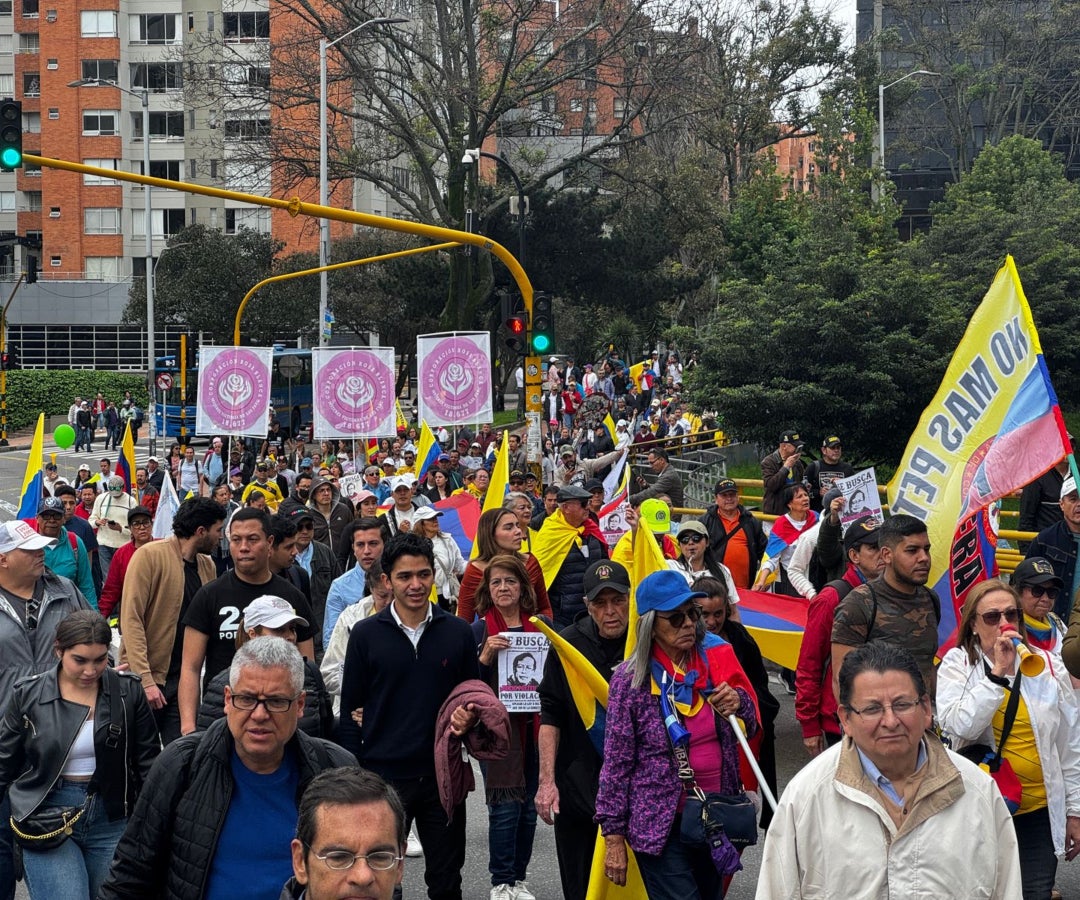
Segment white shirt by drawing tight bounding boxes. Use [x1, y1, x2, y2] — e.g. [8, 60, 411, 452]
[390, 599, 433, 649]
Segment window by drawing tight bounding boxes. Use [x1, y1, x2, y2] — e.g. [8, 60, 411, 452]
[82, 109, 119, 135]
[0, 2, 11, 15]
[613, 97, 626, 120]
[83, 158, 119, 185]
[210, 159, 218, 178]
[133, 208, 186, 237]
[223, 116, 270, 142]
[48, 206, 59, 218]
[18, 33, 39, 53]
[23, 159, 39, 176]
[223, 12, 269, 42]
[0, 75, 11, 94]
[189, 159, 196, 178]
[85, 208, 121, 234]
[130, 62, 182, 92]
[142, 159, 181, 181]
[85, 257, 121, 280]
[569, 98, 582, 112]
[47, 108, 58, 120]
[132, 111, 184, 141]
[223, 161, 268, 193]
[21, 0, 37, 18]
[22, 112, 39, 133]
[80, 10, 117, 37]
[22, 72, 39, 97]
[24, 191, 41, 211]
[586, 98, 597, 114]
[129, 13, 180, 44]
[225, 208, 270, 234]
[0, 36, 11, 55]
[391, 166, 412, 192]
[0, 192, 14, 211]
[223, 63, 270, 89]
[82, 59, 118, 84]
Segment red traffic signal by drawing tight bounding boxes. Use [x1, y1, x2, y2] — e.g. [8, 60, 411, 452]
[506, 315, 526, 335]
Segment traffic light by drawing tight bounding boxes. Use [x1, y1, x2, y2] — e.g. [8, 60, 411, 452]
[504, 313, 527, 354]
[498, 290, 528, 355]
[531, 292, 553, 354]
[0, 100, 22, 171]
[1, 347, 17, 370]
[25, 255, 36, 284]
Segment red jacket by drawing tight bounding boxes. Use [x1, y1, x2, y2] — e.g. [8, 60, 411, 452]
[434, 679, 510, 820]
[794, 564, 863, 739]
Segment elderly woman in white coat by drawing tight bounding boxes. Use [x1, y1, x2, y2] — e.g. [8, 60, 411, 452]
[937, 579, 1080, 900]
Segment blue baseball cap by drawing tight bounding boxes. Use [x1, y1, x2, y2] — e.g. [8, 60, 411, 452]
[635, 570, 707, 615]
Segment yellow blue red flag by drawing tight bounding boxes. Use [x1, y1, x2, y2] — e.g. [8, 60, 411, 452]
[415, 420, 440, 480]
[887, 255, 1072, 638]
[16, 414, 44, 519]
[115, 420, 136, 494]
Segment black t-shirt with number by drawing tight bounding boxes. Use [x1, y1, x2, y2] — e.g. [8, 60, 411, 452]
[182, 570, 314, 686]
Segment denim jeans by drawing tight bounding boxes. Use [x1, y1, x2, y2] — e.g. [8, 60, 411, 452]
[1013, 806, 1056, 900]
[21, 779, 127, 900]
[485, 742, 539, 886]
[75, 427, 92, 452]
[635, 817, 724, 900]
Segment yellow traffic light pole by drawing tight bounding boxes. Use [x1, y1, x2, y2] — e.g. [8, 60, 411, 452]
[233, 242, 460, 344]
[23, 154, 544, 427]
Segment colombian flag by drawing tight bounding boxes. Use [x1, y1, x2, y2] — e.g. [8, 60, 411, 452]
[434, 493, 481, 559]
[738, 588, 810, 670]
[16, 414, 44, 519]
[115, 420, 136, 494]
[415, 420, 441, 480]
[888, 255, 1073, 637]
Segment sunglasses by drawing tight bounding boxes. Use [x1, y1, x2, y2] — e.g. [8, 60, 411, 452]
[678, 533, 705, 544]
[656, 606, 703, 629]
[978, 607, 1020, 626]
[1026, 585, 1059, 601]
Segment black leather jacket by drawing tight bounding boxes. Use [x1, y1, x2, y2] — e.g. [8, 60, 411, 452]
[0, 665, 159, 821]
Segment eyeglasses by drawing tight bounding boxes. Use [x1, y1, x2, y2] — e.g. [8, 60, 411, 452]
[1026, 585, 1059, 601]
[678, 533, 705, 544]
[656, 606, 703, 629]
[129, 520, 152, 529]
[978, 608, 1020, 626]
[305, 845, 402, 872]
[844, 697, 924, 720]
[229, 693, 300, 713]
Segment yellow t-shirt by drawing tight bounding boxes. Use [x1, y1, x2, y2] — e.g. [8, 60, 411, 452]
[995, 692, 1047, 813]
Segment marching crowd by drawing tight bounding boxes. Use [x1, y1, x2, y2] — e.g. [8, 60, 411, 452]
[0, 381, 1078, 898]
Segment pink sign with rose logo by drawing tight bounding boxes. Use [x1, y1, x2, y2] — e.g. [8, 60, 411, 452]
[311, 347, 396, 438]
[196, 346, 273, 437]
[417, 332, 493, 426]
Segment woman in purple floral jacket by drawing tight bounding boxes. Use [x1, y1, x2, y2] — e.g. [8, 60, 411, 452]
[594, 570, 759, 899]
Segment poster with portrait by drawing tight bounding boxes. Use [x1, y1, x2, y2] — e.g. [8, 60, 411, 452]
[497, 632, 550, 713]
[196, 346, 273, 438]
[416, 332, 493, 426]
[311, 347, 397, 439]
[836, 466, 883, 533]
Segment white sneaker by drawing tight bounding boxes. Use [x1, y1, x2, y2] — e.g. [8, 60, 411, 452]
[512, 881, 536, 900]
[490, 885, 514, 900]
[405, 829, 423, 857]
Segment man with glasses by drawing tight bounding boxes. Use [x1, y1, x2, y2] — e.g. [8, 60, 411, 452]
[100, 637, 355, 900]
[35, 495, 97, 608]
[283, 767, 405, 900]
[629, 447, 685, 512]
[1025, 474, 1080, 621]
[537, 560, 630, 900]
[96, 504, 154, 619]
[758, 642, 1022, 898]
[832, 514, 942, 698]
[701, 478, 767, 590]
[0, 520, 90, 900]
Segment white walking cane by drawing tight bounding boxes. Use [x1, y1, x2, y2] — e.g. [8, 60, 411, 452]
[728, 713, 778, 813]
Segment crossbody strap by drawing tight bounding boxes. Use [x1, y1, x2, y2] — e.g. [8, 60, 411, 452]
[988, 666, 1023, 767]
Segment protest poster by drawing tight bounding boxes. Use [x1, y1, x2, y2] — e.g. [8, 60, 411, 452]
[836, 466, 883, 533]
[497, 631, 549, 713]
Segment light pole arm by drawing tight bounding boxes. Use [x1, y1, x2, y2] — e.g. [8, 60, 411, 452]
[468, 149, 527, 266]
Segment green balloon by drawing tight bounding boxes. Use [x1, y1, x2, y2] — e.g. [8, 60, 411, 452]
[54, 424, 75, 449]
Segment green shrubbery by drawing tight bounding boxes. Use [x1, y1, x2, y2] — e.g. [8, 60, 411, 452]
[4, 372, 149, 431]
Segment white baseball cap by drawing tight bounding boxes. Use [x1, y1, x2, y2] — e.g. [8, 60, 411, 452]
[242, 595, 308, 631]
[1063, 476, 1078, 500]
[412, 506, 443, 522]
[0, 521, 56, 554]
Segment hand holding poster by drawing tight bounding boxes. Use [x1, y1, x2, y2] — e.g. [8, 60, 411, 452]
[836, 466, 883, 533]
[497, 632, 550, 713]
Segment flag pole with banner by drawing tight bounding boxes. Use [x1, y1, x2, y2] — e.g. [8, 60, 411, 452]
[416, 332, 493, 427]
[196, 346, 274, 438]
[310, 347, 397, 439]
[887, 255, 1072, 642]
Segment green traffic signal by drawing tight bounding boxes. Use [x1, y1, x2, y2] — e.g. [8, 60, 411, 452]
[0, 100, 22, 172]
[531, 332, 551, 353]
[530, 292, 554, 354]
[0, 147, 20, 168]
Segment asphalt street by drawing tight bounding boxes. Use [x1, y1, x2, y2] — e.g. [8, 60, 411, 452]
[5, 442, 1080, 897]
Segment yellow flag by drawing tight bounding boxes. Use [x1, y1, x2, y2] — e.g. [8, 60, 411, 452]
[471, 432, 510, 559]
[626, 515, 669, 658]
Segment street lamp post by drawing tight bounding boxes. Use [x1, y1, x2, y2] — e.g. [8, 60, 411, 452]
[876, 69, 939, 176]
[69, 77, 155, 454]
[461, 148, 527, 265]
[319, 16, 406, 347]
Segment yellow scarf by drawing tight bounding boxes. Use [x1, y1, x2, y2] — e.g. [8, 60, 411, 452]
[531, 509, 584, 589]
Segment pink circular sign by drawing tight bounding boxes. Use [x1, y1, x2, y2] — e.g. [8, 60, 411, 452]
[316, 350, 394, 434]
[203, 349, 270, 432]
[420, 336, 491, 423]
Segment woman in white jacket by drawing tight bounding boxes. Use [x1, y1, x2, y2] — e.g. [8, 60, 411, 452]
[937, 578, 1080, 899]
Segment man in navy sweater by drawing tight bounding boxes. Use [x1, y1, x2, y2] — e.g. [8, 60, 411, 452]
[338, 533, 480, 900]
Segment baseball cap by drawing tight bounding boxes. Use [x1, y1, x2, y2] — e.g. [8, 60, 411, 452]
[779, 429, 804, 448]
[584, 478, 604, 495]
[639, 498, 670, 534]
[470, 442, 481, 449]
[37, 497, 65, 517]
[242, 595, 309, 631]
[437, 453, 450, 463]
[412, 506, 443, 522]
[288, 507, 315, 523]
[382, 458, 397, 469]
[558, 444, 575, 458]
[44, 463, 57, 472]
[524, 471, 538, 482]
[822, 435, 842, 448]
[1013, 557, 1063, 589]
[676, 520, 709, 541]
[509, 470, 526, 482]
[255, 460, 269, 470]
[1063, 476, 1078, 500]
[337, 453, 349, 461]
[843, 516, 881, 553]
[79, 463, 91, 472]
[584, 560, 631, 601]
[636, 570, 706, 615]
[0, 521, 55, 554]
[301, 457, 313, 468]
[714, 478, 738, 495]
[352, 489, 377, 505]
[148, 456, 159, 463]
[128, 505, 153, 523]
[556, 484, 592, 503]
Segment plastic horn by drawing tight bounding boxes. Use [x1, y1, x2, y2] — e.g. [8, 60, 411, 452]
[1013, 638, 1046, 677]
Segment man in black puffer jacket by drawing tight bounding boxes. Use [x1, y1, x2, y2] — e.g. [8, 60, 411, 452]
[542, 485, 611, 630]
[99, 637, 355, 900]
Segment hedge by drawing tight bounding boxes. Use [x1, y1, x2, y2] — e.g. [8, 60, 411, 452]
[3, 372, 150, 431]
